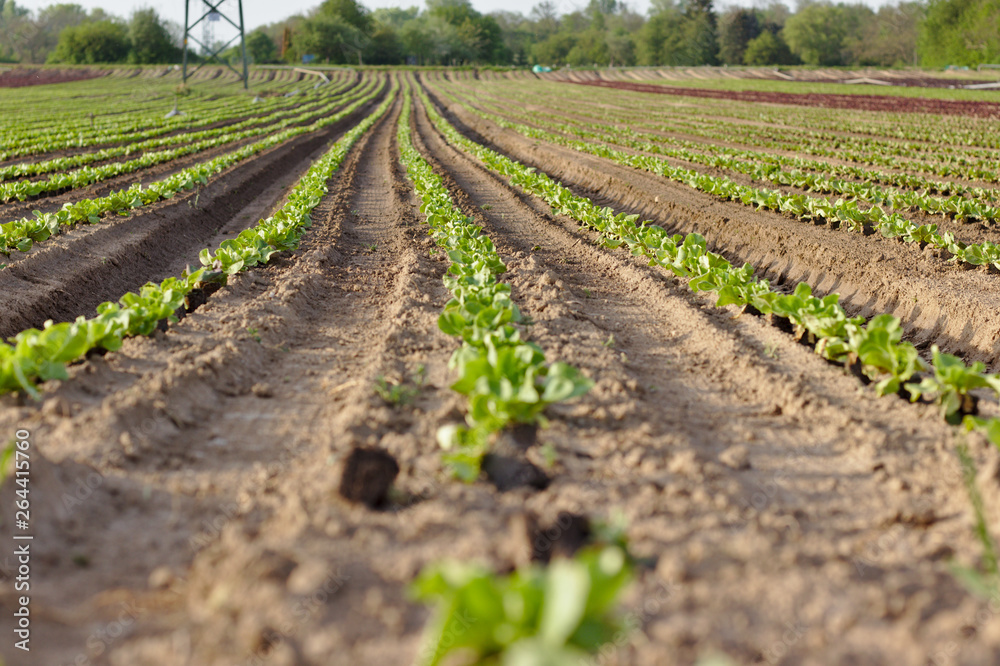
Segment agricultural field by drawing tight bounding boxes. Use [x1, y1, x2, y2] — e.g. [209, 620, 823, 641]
[3, 65, 1000, 666]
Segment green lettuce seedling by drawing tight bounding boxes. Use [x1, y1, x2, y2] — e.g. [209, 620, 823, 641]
[412, 544, 632, 666]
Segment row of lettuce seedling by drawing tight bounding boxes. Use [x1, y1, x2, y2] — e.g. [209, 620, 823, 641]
[652, 111, 1000, 183]
[530, 77, 1000, 152]
[0, 76, 358, 183]
[418, 84, 1000, 449]
[0, 73, 309, 136]
[1, 71, 336, 148]
[523, 109, 1000, 223]
[439, 87, 1000, 270]
[0, 81, 398, 399]
[0, 77, 373, 202]
[0, 77, 387, 259]
[614, 100, 1000, 166]
[0, 78, 325, 161]
[395, 84, 592, 481]
[398, 81, 635, 666]
[483, 80, 1000, 183]
[3, 71, 334, 136]
[552, 82, 1000, 166]
[458, 84, 998, 202]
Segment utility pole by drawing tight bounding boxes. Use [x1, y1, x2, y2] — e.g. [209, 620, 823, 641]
[182, 0, 249, 90]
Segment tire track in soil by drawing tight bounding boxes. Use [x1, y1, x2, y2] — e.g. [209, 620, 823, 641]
[0, 84, 389, 341]
[423, 84, 1000, 371]
[0, 92, 459, 666]
[409, 86, 1000, 665]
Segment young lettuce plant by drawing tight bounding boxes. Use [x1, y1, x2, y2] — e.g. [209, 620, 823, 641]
[906, 346, 1000, 423]
[398, 86, 592, 482]
[846, 315, 926, 396]
[412, 543, 633, 666]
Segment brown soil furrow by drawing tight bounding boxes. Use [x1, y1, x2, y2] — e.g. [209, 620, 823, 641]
[422, 85, 1000, 372]
[0, 87, 388, 341]
[404, 84, 1000, 665]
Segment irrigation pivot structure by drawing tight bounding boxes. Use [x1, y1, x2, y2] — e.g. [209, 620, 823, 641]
[182, 0, 249, 90]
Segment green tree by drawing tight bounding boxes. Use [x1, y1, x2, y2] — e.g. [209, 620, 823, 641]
[297, 13, 367, 64]
[363, 23, 404, 63]
[636, 5, 686, 65]
[245, 29, 277, 64]
[682, 0, 719, 65]
[372, 7, 420, 30]
[919, 0, 1000, 67]
[420, 0, 507, 64]
[565, 27, 609, 65]
[845, 2, 922, 66]
[128, 8, 179, 63]
[493, 11, 533, 65]
[1, 2, 101, 63]
[606, 29, 635, 66]
[586, 0, 619, 18]
[782, 1, 865, 66]
[317, 0, 372, 33]
[532, 31, 576, 64]
[400, 16, 435, 64]
[427, 0, 477, 26]
[742, 29, 797, 64]
[529, 1, 560, 39]
[48, 19, 129, 63]
[717, 7, 760, 64]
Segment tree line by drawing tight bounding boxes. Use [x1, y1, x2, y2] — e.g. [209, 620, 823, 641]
[0, 2, 179, 64]
[0, 0, 997, 69]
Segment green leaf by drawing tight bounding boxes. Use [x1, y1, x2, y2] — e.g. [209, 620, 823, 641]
[539, 560, 590, 646]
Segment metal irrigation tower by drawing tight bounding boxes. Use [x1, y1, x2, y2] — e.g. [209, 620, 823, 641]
[182, 0, 249, 90]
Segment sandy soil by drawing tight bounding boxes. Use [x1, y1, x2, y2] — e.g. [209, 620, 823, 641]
[1, 76, 1000, 666]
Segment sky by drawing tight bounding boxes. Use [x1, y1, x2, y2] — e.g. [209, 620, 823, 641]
[16, 0, 899, 30]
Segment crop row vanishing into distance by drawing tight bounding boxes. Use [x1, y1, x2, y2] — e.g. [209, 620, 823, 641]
[6, 67, 1000, 664]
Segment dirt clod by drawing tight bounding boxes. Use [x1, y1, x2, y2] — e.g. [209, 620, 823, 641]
[482, 452, 550, 492]
[41, 395, 72, 418]
[338, 447, 400, 508]
[532, 511, 591, 562]
[148, 566, 176, 589]
[252, 383, 274, 398]
[719, 444, 751, 470]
